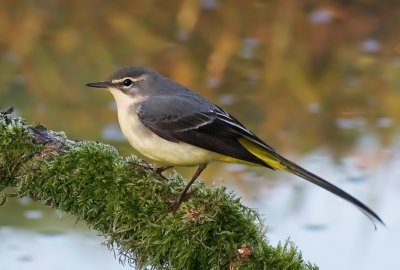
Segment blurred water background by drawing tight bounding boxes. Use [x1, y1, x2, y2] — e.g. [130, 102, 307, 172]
[1, 0, 400, 269]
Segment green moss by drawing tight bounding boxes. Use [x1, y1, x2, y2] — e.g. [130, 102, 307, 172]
[0, 111, 318, 270]
[0, 115, 42, 189]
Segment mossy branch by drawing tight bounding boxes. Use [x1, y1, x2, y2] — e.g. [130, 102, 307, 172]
[0, 107, 317, 270]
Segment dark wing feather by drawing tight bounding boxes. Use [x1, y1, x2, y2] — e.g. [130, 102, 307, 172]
[137, 96, 385, 225]
[137, 95, 273, 168]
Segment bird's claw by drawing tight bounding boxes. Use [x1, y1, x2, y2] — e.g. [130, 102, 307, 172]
[158, 189, 199, 214]
[154, 165, 174, 175]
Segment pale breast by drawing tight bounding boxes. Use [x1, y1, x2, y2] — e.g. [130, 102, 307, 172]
[116, 102, 215, 166]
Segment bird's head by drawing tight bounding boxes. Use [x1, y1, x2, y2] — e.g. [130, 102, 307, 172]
[86, 66, 161, 103]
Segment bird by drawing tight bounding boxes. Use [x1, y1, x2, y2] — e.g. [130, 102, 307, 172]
[86, 66, 384, 226]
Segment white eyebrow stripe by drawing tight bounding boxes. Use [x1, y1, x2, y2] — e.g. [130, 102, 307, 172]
[112, 75, 148, 84]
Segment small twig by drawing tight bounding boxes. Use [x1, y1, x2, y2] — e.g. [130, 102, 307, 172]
[0, 106, 14, 116]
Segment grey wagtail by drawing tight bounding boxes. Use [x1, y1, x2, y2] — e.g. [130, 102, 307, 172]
[87, 66, 384, 226]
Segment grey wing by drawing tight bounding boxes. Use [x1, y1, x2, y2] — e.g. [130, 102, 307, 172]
[137, 95, 275, 167]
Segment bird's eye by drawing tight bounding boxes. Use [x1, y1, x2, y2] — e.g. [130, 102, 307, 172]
[122, 79, 133, 87]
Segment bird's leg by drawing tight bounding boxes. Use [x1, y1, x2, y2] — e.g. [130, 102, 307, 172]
[153, 165, 174, 181]
[170, 163, 207, 212]
[155, 165, 174, 175]
[128, 160, 172, 177]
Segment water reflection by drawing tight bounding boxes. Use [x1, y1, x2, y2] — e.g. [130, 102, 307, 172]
[0, 137, 398, 269]
[0, 0, 399, 269]
[308, 8, 334, 24]
[102, 123, 125, 141]
[23, 210, 43, 220]
[361, 39, 381, 54]
[0, 228, 127, 270]
[242, 144, 399, 270]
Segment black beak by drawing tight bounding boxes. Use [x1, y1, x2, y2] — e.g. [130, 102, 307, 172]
[86, 81, 110, 89]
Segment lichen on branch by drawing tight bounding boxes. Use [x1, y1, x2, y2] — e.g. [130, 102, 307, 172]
[0, 107, 317, 270]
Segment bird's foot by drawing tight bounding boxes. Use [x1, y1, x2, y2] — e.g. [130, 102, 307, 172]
[168, 199, 182, 213]
[154, 165, 174, 175]
[127, 159, 153, 171]
[161, 164, 206, 213]
[128, 161, 173, 180]
[164, 189, 198, 213]
[153, 165, 174, 180]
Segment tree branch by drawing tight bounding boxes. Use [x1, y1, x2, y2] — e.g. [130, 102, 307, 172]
[0, 106, 317, 269]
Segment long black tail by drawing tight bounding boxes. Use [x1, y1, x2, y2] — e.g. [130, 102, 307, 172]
[277, 153, 385, 227]
[238, 137, 384, 227]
